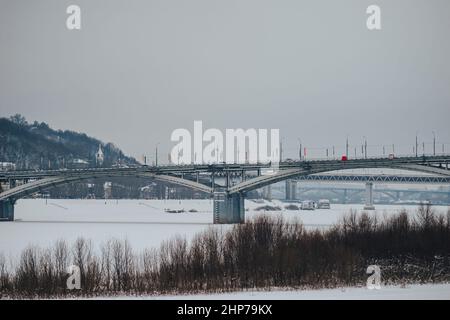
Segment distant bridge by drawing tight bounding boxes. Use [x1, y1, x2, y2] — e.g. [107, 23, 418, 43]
[278, 184, 450, 204]
[1, 155, 450, 223]
[281, 174, 450, 207]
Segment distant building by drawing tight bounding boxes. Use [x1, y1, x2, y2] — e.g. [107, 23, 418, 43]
[104, 181, 112, 199]
[96, 144, 104, 166]
[0, 162, 16, 171]
[70, 158, 90, 169]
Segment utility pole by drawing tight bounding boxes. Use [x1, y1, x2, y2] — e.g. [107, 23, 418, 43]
[155, 143, 159, 167]
[432, 131, 436, 156]
[346, 137, 349, 158]
[364, 137, 367, 159]
[216, 145, 219, 163]
[298, 138, 302, 160]
[280, 140, 283, 162]
[415, 134, 418, 157]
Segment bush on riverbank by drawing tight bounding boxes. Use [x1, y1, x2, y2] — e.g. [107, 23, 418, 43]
[0, 205, 449, 298]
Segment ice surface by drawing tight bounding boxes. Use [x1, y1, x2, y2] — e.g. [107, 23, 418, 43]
[1, 199, 449, 261]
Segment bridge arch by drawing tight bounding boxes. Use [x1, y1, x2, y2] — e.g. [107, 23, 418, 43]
[0, 172, 213, 202]
[228, 163, 450, 194]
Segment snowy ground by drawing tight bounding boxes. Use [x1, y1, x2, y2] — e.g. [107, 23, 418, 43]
[1, 199, 449, 260]
[97, 283, 450, 300]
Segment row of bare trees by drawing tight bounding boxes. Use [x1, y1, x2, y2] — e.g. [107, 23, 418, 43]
[1, 205, 449, 298]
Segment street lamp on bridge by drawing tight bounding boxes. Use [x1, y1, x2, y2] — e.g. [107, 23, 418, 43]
[432, 131, 436, 156]
[155, 143, 160, 167]
[415, 132, 419, 157]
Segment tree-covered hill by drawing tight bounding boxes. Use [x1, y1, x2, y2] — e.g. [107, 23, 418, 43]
[0, 114, 137, 170]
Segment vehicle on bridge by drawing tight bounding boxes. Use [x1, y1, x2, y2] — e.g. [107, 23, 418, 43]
[301, 200, 315, 210]
[317, 199, 331, 209]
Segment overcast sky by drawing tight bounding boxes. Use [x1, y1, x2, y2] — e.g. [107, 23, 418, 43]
[1, 0, 449, 162]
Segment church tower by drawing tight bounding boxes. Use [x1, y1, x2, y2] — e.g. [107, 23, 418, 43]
[96, 144, 104, 166]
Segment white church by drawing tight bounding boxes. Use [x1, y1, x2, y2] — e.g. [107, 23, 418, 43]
[95, 144, 104, 166]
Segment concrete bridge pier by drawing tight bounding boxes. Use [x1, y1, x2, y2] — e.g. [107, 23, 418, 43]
[0, 199, 15, 221]
[364, 182, 375, 210]
[285, 180, 297, 201]
[342, 189, 348, 204]
[213, 191, 245, 224]
[262, 185, 272, 200]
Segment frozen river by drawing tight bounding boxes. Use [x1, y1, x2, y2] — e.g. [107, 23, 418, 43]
[1, 199, 449, 259]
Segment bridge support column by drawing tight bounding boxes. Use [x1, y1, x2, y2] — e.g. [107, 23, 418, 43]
[262, 185, 272, 200]
[0, 199, 15, 221]
[285, 180, 297, 201]
[364, 182, 375, 210]
[343, 189, 348, 204]
[213, 191, 244, 224]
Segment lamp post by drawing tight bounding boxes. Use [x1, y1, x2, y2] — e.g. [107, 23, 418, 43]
[432, 131, 436, 156]
[346, 137, 349, 158]
[280, 138, 284, 162]
[363, 136, 367, 159]
[298, 138, 302, 160]
[415, 132, 418, 157]
[155, 143, 160, 166]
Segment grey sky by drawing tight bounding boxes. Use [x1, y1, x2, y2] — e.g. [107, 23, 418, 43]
[1, 0, 449, 161]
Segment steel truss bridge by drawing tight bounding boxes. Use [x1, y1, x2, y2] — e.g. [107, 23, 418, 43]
[273, 183, 450, 204]
[1, 155, 450, 223]
[275, 174, 450, 204]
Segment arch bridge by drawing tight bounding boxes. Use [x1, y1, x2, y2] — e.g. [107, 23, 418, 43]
[1, 155, 449, 223]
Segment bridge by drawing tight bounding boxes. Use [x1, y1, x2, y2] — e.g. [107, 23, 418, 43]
[1, 155, 450, 223]
[274, 182, 450, 204]
[278, 173, 450, 208]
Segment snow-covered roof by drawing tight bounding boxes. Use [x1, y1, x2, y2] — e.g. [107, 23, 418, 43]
[71, 158, 89, 164]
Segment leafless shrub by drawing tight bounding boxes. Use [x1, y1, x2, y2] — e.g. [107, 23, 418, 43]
[53, 239, 69, 292]
[15, 246, 40, 295]
[416, 203, 436, 228]
[0, 253, 11, 293]
[110, 239, 135, 292]
[100, 240, 113, 291]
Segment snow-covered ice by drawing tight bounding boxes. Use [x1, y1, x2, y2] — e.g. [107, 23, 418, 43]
[0, 199, 449, 260]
